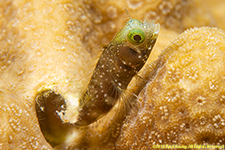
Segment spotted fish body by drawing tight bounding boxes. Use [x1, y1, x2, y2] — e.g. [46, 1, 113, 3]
[75, 19, 160, 126]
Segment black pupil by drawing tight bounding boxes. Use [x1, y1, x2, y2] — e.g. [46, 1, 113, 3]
[133, 34, 142, 42]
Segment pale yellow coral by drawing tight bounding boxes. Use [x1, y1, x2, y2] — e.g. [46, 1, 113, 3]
[116, 27, 225, 149]
[0, 0, 225, 149]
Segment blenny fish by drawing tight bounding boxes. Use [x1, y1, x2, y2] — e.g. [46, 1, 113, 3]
[75, 18, 160, 126]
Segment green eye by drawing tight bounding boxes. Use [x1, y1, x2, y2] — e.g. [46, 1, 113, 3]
[127, 28, 145, 45]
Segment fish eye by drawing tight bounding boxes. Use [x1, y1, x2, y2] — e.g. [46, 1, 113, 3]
[127, 29, 145, 45]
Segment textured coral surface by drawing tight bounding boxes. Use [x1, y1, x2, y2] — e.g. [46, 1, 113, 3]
[116, 27, 225, 149]
[0, 0, 225, 149]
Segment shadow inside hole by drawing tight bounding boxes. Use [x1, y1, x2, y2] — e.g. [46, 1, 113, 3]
[35, 90, 72, 147]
